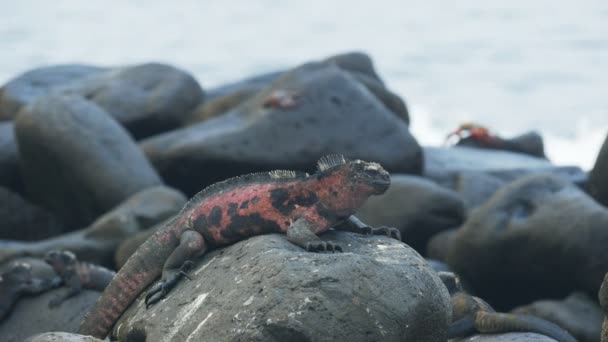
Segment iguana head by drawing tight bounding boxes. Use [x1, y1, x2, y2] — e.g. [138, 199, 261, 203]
[45, 250, 77, 274]
[314, 155, 390, 217]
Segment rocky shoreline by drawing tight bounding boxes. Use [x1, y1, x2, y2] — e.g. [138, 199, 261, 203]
[0, 52, 607, 342]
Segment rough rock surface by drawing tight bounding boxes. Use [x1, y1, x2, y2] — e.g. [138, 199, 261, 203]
[355, 175, 466, 254]
[0, 187, 64, 241]
[0, 121, 21, 191]
[446, 174, 608, 309]
[512, 292, 603, 342]
[24, 332, 104, 342]
[0, 288, 100, 342]
[142, 62, 422, 195]
[0, 186, 186, 267]
[0, 64, 105, 120]
[15, 94, 163, 227]
[113, 232, 451, 342]
[589, 131, 608, 207]
[451, 333, 557, 341]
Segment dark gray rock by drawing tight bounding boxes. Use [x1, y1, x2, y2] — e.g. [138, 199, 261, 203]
[446, 174, 608, 309]
[15, 94, 163, 227]
[203, 51, 407, 125]
[426, 229, 459, 262]
[0, 287, 100, 342]
[0, 64, 105, 120]
[113, 232, 451, 342]
[355, 175, 466, 254]
[24, 332, 104, 342]
[0, 187, 64, 241]
[184, 87, 259, 125]
[0, 186, 186, 268]
[431, 167, 588, 210]
[0, 63, 204, 138]
[424, 146, 552, 176]
[323, 51, 384, 83]
[451, 333, 557, 341]
[0, 122, 21, 191]
[61, 63, 204, 138]
[512, 292, 603, 342]
[589, 131, 608, 207]
[456, 131, 546, 159]
[142, 62, 422, 195]
[204, 71, 282, 102]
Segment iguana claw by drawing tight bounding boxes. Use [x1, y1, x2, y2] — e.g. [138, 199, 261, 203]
[305, 241, 343, 253]
[145, 261, 195, 308]
[372, 226, 402, 241]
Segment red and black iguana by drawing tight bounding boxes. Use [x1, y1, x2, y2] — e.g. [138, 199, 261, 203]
[79, 155, 400, 338]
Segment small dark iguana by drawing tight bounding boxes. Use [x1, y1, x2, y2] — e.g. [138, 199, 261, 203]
[439, 272, 577, 342]
[0, 262, 59, 321]
[44, 250, 116, 308]
[79, 155, 398, 338]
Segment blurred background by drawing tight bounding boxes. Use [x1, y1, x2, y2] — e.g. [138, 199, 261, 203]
[2, 0, 606, 169]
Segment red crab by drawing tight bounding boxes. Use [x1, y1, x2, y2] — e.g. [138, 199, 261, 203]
[262, 90, 300, 109]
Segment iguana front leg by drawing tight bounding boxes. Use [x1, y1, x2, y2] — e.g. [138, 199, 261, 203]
[335, 216, 401, 241]
[145, 230, 206, 308]
[287, 218, 342, 253]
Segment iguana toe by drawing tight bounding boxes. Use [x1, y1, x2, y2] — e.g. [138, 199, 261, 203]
[372, 226, 402, 241]
[145, 283, 166, 309]
[306, 241, 343, 253]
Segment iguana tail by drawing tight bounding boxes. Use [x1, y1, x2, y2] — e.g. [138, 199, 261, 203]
[78, 236, 173, 338]
[474, 311, 577, 342]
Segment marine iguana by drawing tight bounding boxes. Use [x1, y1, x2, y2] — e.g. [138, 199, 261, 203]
[0, 262, 60, 321]
[44, 250, 116, 308]
[79, 155, 399, 338]
[439, 272, 577, 342]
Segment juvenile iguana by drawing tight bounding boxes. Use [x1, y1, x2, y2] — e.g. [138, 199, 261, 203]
[439, 272, 577, 342]
[0, 262, 59, 321]
[79, 155, 399, 338]
[44, 250, 116, 308]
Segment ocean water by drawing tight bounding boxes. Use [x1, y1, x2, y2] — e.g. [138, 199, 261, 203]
[1, 1, 607, 169]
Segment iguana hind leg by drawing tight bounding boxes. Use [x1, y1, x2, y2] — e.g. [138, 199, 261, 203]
[474, 311, 577, 342]
[287, 218, 342, 253]
[335, 215, 402, 241]
[145, 230, 206, 308]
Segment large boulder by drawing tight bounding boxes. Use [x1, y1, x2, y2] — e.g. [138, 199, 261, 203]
[355, 175, 466, 254]
[446, 174, 608, 309]
[142, 62, 422, 195]
[0, 64, 105, 120]
[0, 186, 186, 267]
[0, 122, 21, 191]
[60, 63, 204, 138]
[113, 232, 451, 342]
[15, 94, 163, 227]
[512, 292, 603, 342]
[589, 131, 608, 207]
[1, 63, 204, 138]
[424, 147, 552, 177]
[0, 187, 64, 241]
